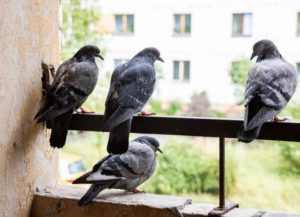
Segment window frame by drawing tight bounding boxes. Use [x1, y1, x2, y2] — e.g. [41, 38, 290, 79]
[172, 60, 191, 82]
[232, 13, 253, 37]
[114, 14, 135, 35]
[173, 14, 192, 36]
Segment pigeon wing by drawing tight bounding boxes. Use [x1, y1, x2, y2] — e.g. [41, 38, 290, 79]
[243, 59, 297, 131]
[102, 64, 155, 131]
[73, 155, 126, 185]
[35, 60, 98, 122]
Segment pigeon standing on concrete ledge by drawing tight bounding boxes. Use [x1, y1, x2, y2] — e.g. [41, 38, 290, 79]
[102, 47, 163, 154]
[73, 136, 162, 206]
[237, 40, 297, 143]
[34, 45, 103, 148]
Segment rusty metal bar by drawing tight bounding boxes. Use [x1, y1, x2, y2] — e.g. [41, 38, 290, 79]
[219, 137, 225, 208]
[47, 114, 300, 142]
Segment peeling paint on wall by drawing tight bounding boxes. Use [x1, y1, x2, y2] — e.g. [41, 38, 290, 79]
[0, 1, 60, 216]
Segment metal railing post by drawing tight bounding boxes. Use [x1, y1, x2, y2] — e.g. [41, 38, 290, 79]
[208, 137, 238, 217]
[219, 137, 225, 208]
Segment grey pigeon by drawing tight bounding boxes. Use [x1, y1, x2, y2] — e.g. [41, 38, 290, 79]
[34, 45, 103, 148]
[237, 40, 298, 143]
[73, 136, 162, 206]
[102, 47, 163, 154]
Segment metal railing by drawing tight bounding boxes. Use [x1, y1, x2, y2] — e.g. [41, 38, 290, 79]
[47, 114, 300, 216]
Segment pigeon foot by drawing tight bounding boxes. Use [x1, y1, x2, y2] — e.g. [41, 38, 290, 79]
[272, 117, 290, 122]
[138, 111, 156, 116]
[126, 189, 145, 193]
[78, 107, 95, 114]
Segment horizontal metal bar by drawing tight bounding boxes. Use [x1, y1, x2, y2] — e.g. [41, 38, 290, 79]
[46, 114, 300, 142]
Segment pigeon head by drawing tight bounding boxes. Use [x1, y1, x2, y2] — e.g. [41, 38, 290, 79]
[74, 45, 104, 61]
[250, 40, 281, 61]
[135, 136, 162, 153]
[135, 47, 164, 63]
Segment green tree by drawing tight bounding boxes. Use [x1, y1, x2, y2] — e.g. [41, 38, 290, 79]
[229, 59, 251, 103]
[61, 0, 101, 60]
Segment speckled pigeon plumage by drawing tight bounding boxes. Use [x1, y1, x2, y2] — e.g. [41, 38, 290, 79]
[237, 40, 297, 143]
[73, 136, 161, 206]
[34, 45, 103, 148]
[102, 47, 163, 154]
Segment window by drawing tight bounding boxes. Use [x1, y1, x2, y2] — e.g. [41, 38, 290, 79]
[114, 59, 128, 67]
[297, 13, 300, 36]
[174, 14, 191, 34]
[232, 13, 252, 36]
[173, 61, 190, 81]
[115, 14, 134, 34]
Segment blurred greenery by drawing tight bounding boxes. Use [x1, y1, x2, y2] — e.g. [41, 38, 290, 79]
[278, 141, 300, 175]
[149, 99, 183, 116]
[229, 59, 251, 103]
[61, 0, 101, 60]
[142, 138, 236, 195]
[229, 59, 251, 86]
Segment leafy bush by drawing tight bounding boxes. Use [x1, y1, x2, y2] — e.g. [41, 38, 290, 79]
[279, 141, 300, 175]
[149, 99, 183, 116]
[142, 139, 236, 195]
[229, 59, 251, 102]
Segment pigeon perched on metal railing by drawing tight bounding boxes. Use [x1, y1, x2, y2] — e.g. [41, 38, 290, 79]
[102, 47, 163, 154]
[34, 45, 103, 148]
[237, 40, 298, 143]
[73, 136, 162, 206]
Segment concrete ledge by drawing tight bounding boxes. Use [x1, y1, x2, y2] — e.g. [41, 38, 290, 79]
[30, 186, 300, 217]
[30, 185, 192, 217]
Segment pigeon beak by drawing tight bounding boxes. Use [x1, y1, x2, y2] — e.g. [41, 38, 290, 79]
[250, 52, 256, 60]
[157, 147, 163, 154]
[96, 54, 104, 60]
[157, 57, 164, 62]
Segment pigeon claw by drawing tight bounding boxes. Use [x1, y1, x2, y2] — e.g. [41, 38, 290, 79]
[272, 117, 290, 122]
[138, 111, 156, 117]
[126, 189, 145, 194]
[78, 107, 95, 114]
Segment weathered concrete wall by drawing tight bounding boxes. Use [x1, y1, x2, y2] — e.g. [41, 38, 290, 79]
[0, 1, 60, 216]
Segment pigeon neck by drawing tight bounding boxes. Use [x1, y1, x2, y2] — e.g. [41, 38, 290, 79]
[257, 49, 282, 62]
[135, 55, 155, 65]
[75, 55, 95, 63]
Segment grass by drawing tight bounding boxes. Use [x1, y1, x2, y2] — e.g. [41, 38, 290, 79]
[61, 134, 300, 213]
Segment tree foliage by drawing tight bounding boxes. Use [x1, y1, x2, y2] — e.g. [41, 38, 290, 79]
[61, 0, 101, 60]
[229, 59, 251, 102]
[142, 140, 236, 195]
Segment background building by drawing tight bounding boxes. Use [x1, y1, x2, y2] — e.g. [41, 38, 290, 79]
[96, 0, 300, 103]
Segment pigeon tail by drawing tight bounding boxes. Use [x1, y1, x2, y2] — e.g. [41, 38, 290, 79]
[78, 184, 107, 206]
[237, 125, 262, 143]
[107, 119, 131, 154]
[49, 110, 73, 148]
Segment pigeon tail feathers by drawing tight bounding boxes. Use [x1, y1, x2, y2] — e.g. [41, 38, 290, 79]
[49, 110, 73, 148]
[78, 184, 107, 206]
[107, 119, 131, 154]
[237, 125, 262, 143]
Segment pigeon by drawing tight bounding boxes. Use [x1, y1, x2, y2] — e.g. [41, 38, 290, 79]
[102, 47, 163, 154]
[34, 45, 103, 148]
[237, 40, 298, 143]
[73, 136, 162, 206]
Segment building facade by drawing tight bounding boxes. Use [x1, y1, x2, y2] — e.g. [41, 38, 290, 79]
[97, 0, 300, 103]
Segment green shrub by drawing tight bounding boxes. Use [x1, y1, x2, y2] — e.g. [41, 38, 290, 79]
[279, 141, 300, 175]
[142, 140, 236, 195]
